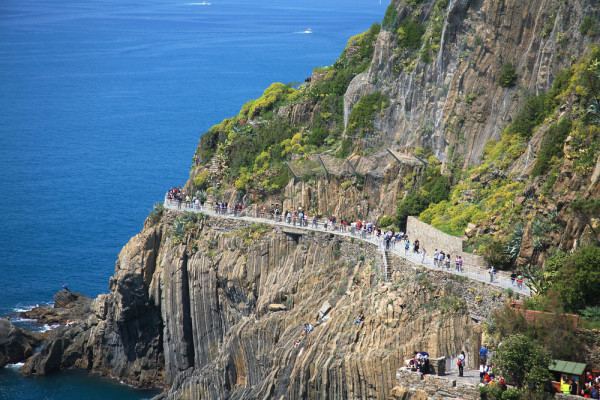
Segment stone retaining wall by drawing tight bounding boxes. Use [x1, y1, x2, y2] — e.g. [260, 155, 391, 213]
[406, 216, 463, 256]
[406, 217, 488, 270]
[390, 369, 479, 399]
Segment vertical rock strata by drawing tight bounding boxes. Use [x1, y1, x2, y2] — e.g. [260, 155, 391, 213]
[345, 0, 596, 164]
[20, 0, 599, 397]
[24, 214, 509, 398]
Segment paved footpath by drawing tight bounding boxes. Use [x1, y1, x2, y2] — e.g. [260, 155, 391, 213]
[164, 200, 530, 296]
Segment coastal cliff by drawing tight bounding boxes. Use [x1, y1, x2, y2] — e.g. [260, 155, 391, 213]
[23, 214, 507, 398]
[18, 0, 600, 398]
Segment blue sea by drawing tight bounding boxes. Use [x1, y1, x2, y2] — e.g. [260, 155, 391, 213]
[0, 0, 386, 397]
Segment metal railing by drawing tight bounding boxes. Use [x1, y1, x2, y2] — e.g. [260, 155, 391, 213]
[163, 198, 530, 295]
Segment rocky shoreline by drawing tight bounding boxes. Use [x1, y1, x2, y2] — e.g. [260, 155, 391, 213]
[0, 319, 44, 369]
[20, 290, 93, 326]
[0, 290, 92, 372]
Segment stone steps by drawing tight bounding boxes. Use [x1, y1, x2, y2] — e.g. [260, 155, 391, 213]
[383, 248, 391, 282]
[209, 155, 220, 174]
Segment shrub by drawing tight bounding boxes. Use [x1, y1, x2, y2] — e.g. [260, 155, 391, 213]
[580, 16, 596, 36]
[505, 95, 553, 139]
[195, 190, 207, 203]
[500, 389, 521, 400]
[479, 384, 503, 400]
[240, 82, 298, 119]
[340, 181, 352, 190]
[481, 240, 512, 270]
[337, 137, 354, 158]
[307, 124, 329, 147]
[397, 18, 425, 50]
[494, 333, 551, 389]
[382, 2, 399, 31]
[531, 118, 572, 176]
[497, 63, 518, 87]
[194, 170, 210, 189]
[581, 305, 600, 320]
[265, 165, 291, 191]
[234, 168, 252, 191]
[379, 216, 393, 227]
[396, 193, 429, 230]
[550, 246, 600, 312]
[464, 93, 477, 105]
[148, 202, 165, 226]
[346, 92, 388, 135]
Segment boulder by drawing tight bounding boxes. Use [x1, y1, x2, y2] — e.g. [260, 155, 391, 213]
[269, 303, 286, 312]
[0, 319, 44, 368]
[318, 301, 332, 319]
[20, 291, 92, 326]
[53, 290, 80, 308]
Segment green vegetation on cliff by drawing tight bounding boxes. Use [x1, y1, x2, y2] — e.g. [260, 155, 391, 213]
[346, 92, 389, 136]
[417, 46, 600, 251]
[193, 22, 382, 195]
[395, 165, 450, 230]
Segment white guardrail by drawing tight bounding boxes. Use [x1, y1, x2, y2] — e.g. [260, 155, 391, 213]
[163, 198, 530, 296]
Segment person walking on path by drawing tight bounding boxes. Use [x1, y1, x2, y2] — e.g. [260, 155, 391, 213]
[421, 248, 426, 263]
[479, 344, 488, 365]
[445, 254, 451, 270]
[458, 351, 465, 377]
[433, 249, 439, 267]
[489, 265, 495, 282]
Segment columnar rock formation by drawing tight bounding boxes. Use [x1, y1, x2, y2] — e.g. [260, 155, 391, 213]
[22, 214, 510, 398]
[0, 320, 43, 368]
[16, 0, 600, 398]
[346, 0, 597, 164]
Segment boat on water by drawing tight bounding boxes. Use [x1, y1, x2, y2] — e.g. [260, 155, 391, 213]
[304, 28, 312, 33]
[188, 1, 211, 5]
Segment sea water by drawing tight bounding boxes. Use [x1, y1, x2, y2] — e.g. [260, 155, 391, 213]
[0, 0, 386, 397]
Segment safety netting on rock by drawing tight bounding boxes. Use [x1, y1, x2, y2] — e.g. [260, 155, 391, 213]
[287, 149, 423, 179]
[286, 156, 326, 179]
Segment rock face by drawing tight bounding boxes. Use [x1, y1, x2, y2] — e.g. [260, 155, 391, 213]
[18, 0, 599, 396]
[22, 225, 165, 387]
[22, 214, 509, 398]
[388, 370, 479, 400]
[20, 291, 92, 325]
[346, 0, 597, 165]
[0, 319, 44, 368]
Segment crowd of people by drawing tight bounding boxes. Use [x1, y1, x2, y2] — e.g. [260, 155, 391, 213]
[432, 249, 464, 271]
[166, 188, 247, 216]
[560, 372, 600, 398]
[163, 197, 529, 291]
[214, 201, 243, 216]
[405, 351, 432, 374]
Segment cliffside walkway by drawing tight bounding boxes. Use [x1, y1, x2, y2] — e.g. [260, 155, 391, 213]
[163, 200, 530, 296]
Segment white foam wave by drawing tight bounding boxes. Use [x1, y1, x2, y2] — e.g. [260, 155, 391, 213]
[41, 323, 61, 332]
[13, 306, 37, 313]
[13, 302, 53, 313]
[294, 31, 313, 34]
[8, 316, 34, 323]
[7, 362, 24, 369]
[187, 2, 211, 5]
